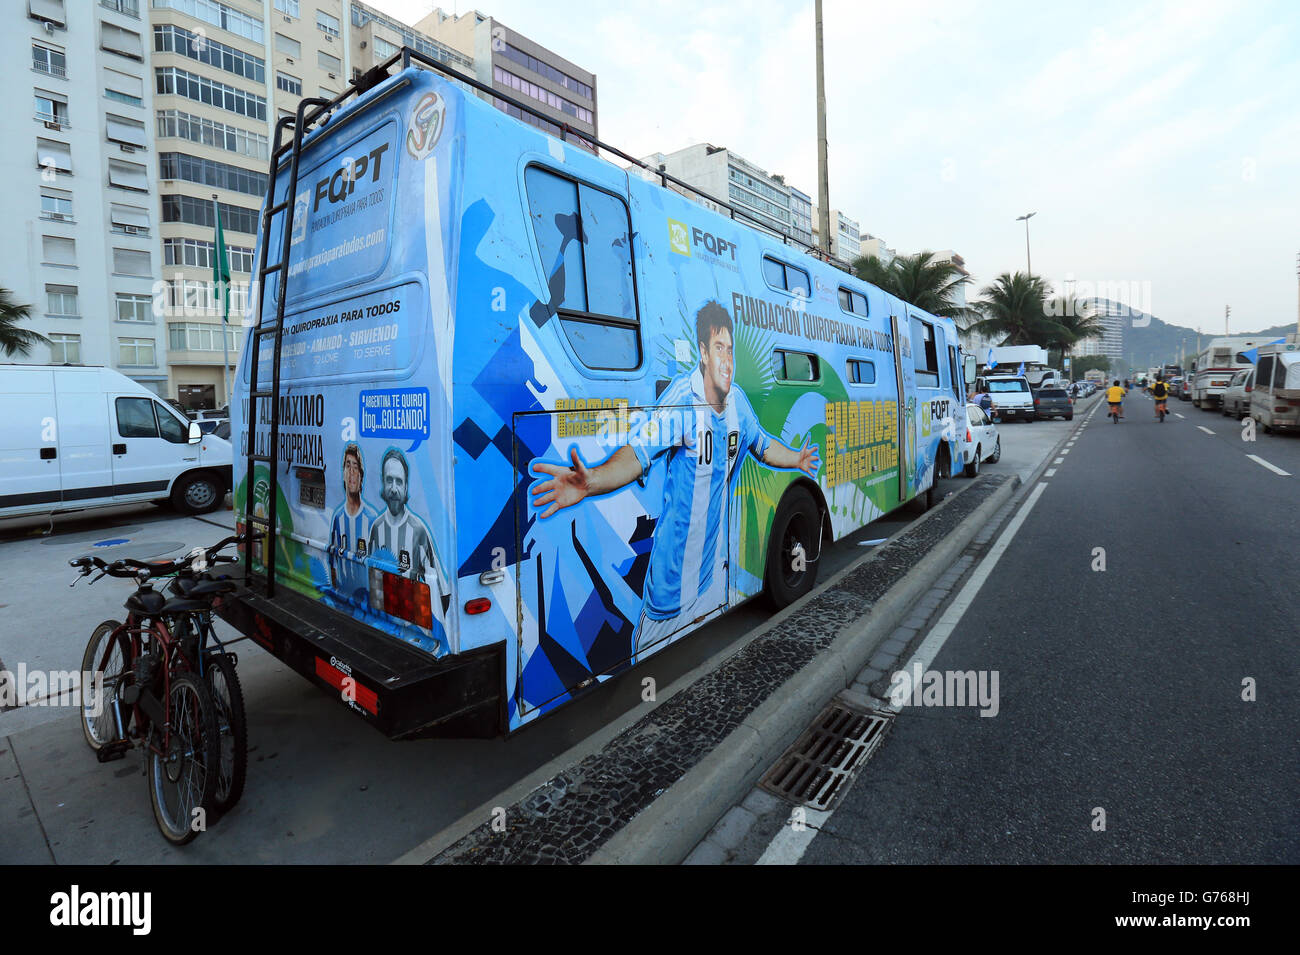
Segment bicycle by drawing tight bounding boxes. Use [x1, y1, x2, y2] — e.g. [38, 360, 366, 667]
[1109, 402, 1122, 423]
[72, 539, 243, 843]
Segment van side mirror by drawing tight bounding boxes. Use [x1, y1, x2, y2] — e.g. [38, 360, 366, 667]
[963, 354, 977, 384]
[188, 421, 202, 444]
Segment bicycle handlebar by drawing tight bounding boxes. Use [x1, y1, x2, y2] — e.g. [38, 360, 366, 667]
[69, 535, 243, 581]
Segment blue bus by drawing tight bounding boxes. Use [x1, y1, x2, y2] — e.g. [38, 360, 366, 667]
[221, 50, 970, 739]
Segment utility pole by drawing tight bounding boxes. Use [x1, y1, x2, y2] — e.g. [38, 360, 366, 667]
[815, 0, 831, 257]
[1294, 252, 1299, 341]
[1225, 304, 1230, 336]
[1016, 212, 1036, 275]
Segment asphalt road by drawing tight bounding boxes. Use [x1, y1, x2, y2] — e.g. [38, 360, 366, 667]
[801, 392, 1299, 863]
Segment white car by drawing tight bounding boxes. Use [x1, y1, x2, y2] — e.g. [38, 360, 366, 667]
[960, 403, 1001, 477]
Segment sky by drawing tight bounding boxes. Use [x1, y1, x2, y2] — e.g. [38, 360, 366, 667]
[371, 0, 1300, 335]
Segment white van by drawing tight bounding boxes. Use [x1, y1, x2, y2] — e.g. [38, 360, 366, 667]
[0, 365, 233, 518]
[976, 374, 1036, 422]
[1250, 342, 1300, 432]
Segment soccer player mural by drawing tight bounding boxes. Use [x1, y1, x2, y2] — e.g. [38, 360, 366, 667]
[328, 442, 379, 603]
[367, 446, 452, 645]
[530, 301, 820, 661]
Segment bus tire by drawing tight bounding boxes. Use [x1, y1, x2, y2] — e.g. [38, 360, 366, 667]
[765, 488, 820, 610]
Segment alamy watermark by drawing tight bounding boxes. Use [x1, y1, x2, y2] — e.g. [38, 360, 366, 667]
[887, 663, 1000, 716]
[0, 666, 103, 712]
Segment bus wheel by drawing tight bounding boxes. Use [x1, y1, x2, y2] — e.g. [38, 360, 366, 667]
[765, 488, 820, 610]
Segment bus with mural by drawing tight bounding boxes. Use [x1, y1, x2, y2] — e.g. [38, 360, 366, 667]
[218, 49, 970, 739]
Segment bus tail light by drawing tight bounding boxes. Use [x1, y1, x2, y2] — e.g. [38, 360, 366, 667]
[368, 567, 432, 628]
[465, 597, 491, 615]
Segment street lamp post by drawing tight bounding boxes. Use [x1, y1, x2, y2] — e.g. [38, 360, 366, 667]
[1016, 212, 1036, 276]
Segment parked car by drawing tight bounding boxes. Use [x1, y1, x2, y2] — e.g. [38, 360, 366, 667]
[0, 365, 233, 518]
[1249, 342, 1300, 432]
[1220, 368, 1254, 418]
[1034, 387, 1074, 420]
[960, 403, 1001, 477]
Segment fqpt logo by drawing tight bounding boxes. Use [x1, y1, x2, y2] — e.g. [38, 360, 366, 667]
[406, 92, 445, 160]
[668, 219, 691, 256]
[290, 191, 309, 245]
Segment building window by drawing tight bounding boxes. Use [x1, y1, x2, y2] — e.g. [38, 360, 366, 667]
[152, 0, 264, 43]
[37, 138, 73, 173]
[158, 152, 267, 197]
[49, 333, 81, 364]
[155, 66, 267, 121]
[372, 37, 398, 59]
[101, 0, 141, 16]
[274, 0, 299, 16]
[274, 33, 300, 59]
[523, 166, 639, 370]
[105, 88, 143, 107]
[494, 66, 593, 124]
[117, 292, 154, 322]
[32, 44, 67, 78]
[161, 194, 258, 235]
[498, 42, 592, 100]
[40, 190, 73, 220]
[164, 237, 254, 273]
[155, 109, 268, 160]
[106, 113, 147, 148]
[46, 284, 78, 317]
[108, 158, 150, 191]
[118, 337, 156, 366]
[169, 321, 239, 352]
[110, 204, 151, 236]
[102, 22, 144, 60]
[153, 24, 265, 83]
[112, 248, 152, 277]
[276, 71, 301, 95]
[317, 50, 341, 74]
[34, 93, 69, 125]
[42, 235, 76, 267]
[316, 10, 340, 37]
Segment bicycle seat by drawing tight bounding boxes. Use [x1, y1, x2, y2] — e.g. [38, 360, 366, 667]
[125, 589, 167, 615]
[161, 596, 213, 614]
[187, 578, 237, 597]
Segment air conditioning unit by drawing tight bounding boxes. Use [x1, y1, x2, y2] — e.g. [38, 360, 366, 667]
[328, 72, 335, 79]
[285, 57, 293, 64]
[324, 35, 333, 43]
[283, 14, 292, 22]
[43, 21, 54, 35]
[359, 41, 367, 49]
[120, 144, 136, 153]
[47, 212, 67, 221]
[44, 120, 62, 130]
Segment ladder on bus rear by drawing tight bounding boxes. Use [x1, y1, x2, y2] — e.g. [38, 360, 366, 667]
[243, 97, 329, 597]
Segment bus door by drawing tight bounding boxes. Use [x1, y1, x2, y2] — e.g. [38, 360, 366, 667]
[889, 312, 909, 503]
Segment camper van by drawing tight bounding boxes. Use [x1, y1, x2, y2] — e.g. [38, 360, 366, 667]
[0, 365, 232, 519]
[1190, 337, 1262, 408]
[1249, 341, 1300, 432]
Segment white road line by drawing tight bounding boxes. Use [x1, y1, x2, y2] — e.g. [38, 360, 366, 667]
[1175, 413, 1185, 419]
[1060, 448, 1070, 455]
[1053, 457, 1063, 464]
[756, 482, 1050, 866]
[1197, 426, 1215, 435]
[1247, 454, 1292, 476]
[1045, 468, 1057, 476]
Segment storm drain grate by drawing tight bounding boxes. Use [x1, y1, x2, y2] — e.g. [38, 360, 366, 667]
[758, 701, 894, 811]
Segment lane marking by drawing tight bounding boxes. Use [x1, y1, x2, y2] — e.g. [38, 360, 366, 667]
[1053, 457, 1063, 464]
[1045, 468, 1057, 476]
[1197, 426, 1215, 435]
[1175, 413, 1185, 419]
[1060, 448, 1070, 455]
[756, 482, 1050, 866]
[1247, 454, 1292, 476]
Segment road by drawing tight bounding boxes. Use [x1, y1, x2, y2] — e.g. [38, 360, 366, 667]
[798, 391, 1299, 863]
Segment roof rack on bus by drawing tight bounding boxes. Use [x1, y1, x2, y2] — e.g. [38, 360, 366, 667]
[314, 46, 855, 273]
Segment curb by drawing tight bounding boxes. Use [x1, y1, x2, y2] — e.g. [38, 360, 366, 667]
[586, 472, 1021, 865]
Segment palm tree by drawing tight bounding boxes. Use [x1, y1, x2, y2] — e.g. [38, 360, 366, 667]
[850, 254, 898, 296]
[0, 288, 49, 357]
[969, 272, 1058, 347]
[851, 251, 981, 328]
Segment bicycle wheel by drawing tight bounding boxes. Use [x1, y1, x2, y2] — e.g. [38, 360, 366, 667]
[148, 671, 219, 846]
[204, 651, 248, 815]
[80, 620, 129, 753]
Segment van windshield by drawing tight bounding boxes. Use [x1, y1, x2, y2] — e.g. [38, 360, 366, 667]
[987, 379, 1029, 393]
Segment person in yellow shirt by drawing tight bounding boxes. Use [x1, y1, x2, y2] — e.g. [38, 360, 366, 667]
[1106, 380, 1126, 421]
[1150, 376, 1170, 420]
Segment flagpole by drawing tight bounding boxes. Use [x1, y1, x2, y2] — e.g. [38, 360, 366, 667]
[214, 193, 231, 410]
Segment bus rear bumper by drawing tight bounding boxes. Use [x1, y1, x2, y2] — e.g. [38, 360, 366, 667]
[216, 576, 504, 740]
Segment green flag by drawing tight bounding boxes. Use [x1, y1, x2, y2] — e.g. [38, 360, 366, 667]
[213, 203, 231, 324]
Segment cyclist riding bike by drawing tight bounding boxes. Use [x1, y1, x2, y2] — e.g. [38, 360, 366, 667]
[1106, 379, 1126, 421]
[1151, 376, 1170, 420]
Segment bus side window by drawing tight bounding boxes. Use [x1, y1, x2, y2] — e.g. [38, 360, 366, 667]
[763, 256, 810, 298]
[847, 358, 875, 385]
[775, 349, 819, 383]
[524, 166, 640, 371]
[911, 316, 940, 385]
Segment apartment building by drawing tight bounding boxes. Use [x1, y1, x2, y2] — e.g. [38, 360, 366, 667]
[812, 207, 861, 263]
[416, 8, 598, 149]
[3, 0, 165, 394]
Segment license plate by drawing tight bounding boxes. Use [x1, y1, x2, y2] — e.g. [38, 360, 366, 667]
[299, 483, 325, 508]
